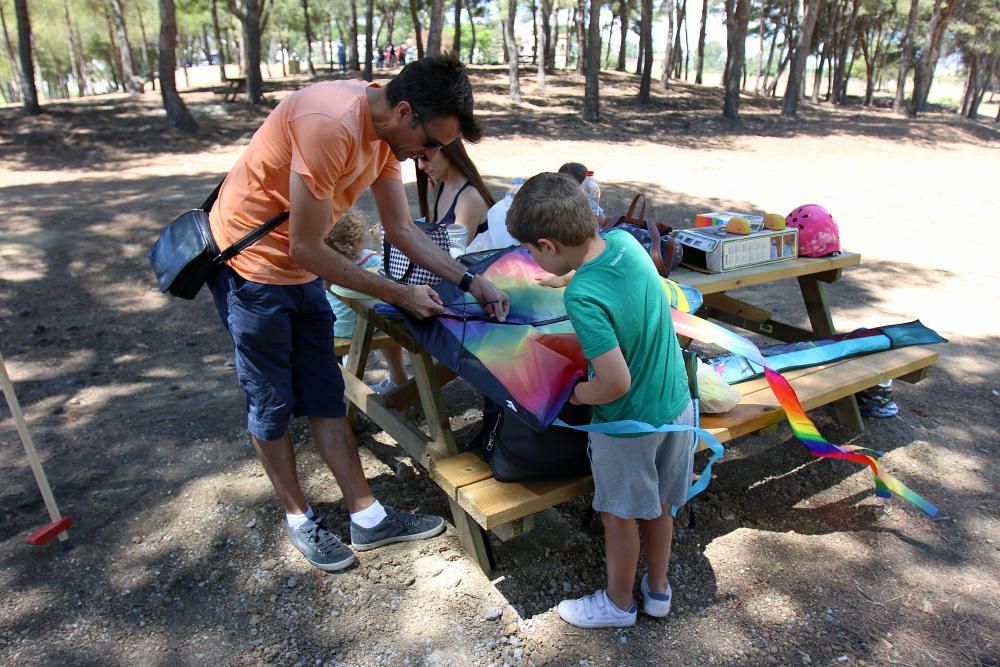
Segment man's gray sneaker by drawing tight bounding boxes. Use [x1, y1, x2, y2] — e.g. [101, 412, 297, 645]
[286, 517, 356, 571]
[350, 506, 445, 551]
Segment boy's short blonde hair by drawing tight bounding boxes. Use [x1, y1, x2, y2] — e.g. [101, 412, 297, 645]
[506, 172, 596, 247]
[325, 209, 370, 258]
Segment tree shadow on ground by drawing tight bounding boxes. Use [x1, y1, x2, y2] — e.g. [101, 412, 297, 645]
[2, 66, 995, 173]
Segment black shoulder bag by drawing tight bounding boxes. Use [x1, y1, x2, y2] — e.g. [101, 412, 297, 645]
[147, 179, 289, 300]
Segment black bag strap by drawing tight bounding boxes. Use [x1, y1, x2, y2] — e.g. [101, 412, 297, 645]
[201, 175, 290, 265]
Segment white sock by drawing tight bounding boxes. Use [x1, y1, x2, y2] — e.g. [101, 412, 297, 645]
[286, 505, 315, 530]
[350, 500, 387, 528]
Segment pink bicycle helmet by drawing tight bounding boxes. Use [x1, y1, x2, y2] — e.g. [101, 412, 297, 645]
[787, 204, 841, 257]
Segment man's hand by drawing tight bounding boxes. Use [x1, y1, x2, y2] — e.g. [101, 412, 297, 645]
[468, 276, 510, 322]
[395, 284, 445, 319]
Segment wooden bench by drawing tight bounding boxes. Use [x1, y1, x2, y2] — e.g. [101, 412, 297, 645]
[428, 345, 938, 567]
[219, 77, 246, 102]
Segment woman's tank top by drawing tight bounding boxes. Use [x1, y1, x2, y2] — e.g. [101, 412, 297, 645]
[433, 180, 477, 228]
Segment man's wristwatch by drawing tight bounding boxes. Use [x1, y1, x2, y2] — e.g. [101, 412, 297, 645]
[459, 271, 477, 292]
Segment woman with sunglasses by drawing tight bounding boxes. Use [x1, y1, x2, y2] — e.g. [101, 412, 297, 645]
[415, 140, 496, 249]
[370, 140, 496, 395]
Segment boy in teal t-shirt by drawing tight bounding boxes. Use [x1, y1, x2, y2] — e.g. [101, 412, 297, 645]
[507, 173, 694, 629]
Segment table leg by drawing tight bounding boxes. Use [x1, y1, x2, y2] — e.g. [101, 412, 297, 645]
[411, 349, 459, 455]
[449, 498, 494, 574]
[345, 312, 376, 423]
[797, 276, 864, 432]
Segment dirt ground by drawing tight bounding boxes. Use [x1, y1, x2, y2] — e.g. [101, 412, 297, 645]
[1, 67, 998, 667]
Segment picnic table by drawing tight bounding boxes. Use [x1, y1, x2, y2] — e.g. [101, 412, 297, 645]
[219, 77, 246, 102]
[332, 250, 939, 573]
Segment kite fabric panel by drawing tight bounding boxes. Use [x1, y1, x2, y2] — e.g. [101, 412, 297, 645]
[377, 246, 939, 517]
[376, 247, 702, 432]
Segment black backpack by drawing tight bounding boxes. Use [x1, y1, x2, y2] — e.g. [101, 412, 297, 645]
[480, 399, 592, 482]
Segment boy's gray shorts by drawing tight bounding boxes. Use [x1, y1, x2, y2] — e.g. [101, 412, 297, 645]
[588, 400, 695, 520]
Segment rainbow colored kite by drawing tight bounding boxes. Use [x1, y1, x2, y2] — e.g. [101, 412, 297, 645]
[381, 247, 938, 517]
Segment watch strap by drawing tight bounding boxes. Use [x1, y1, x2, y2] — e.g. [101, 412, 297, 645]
[459, 271, 476, 292]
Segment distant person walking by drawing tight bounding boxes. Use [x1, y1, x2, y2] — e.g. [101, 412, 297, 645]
[337, 40, 347, 73]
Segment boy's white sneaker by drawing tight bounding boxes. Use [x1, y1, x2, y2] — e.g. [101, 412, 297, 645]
[557, 589, 636, 628]
[640, 574, 673, 617]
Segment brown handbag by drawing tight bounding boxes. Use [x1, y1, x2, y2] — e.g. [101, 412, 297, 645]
[601, 194, 683, 277]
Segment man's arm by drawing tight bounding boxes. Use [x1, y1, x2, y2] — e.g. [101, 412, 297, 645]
[370, 176, 510, 321]
[570, 347, 631, 406]
[287, 171, 444, 319]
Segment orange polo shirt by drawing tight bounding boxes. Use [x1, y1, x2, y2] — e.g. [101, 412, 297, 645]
[209, 80, 402, 284]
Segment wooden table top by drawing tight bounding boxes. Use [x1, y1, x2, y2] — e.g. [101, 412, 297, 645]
[330, 250, 862, 324]
[670, 251, 860, 295]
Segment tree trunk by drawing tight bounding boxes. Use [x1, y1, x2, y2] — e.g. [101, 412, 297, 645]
[427, 0, 444, 55]
[233, 0, 265, 104]
[781, 0, 821, 116]
[536, 0, 546, 87]
[349, 0, 360, 69]
[575, 0, 586, 73]
[454, 0, 462, 56]
[767, 20, 792, 96]
[211, 0, 227, 80]
[138, 8, 155, 89]
[62, 0, 83, 96]
[109, 0, 141, 93]
[466, 2, 477, 62]
[909, 0, 955, 116]
[832, 0, 858, 104]
[602, 15, 613, 68]
[158, 0, 197, 130]
[893, 0, 918, 113]
[550, 0, 559, 66]
[762, 20, 778, 94]
[754, 0, 766, 92]
[583, 0, 600, 121]
[671, 0, 685, 78]
[616, 0, 629, 71]
[695, 0, 707, 83]
[722, 0, 750, 119]
[811, 0, 832, 102]
[13, 0, 39, 113]
[541, 0, 552, 72]
[505, 0, 522, 101]
[967, 54, 994, 118]
[0, 2, 22, 98]
[409, 0, 424, 59]
[302, 0, 316, 76]
[364, 0, 373, 80]
[634, 22, 644, 75]
[660, 0, 674, 90]
[638, 0, 652, 99]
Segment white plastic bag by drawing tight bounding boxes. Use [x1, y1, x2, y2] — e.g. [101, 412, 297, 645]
[466, 197, 519, 253]
[696, 358, 741, 414]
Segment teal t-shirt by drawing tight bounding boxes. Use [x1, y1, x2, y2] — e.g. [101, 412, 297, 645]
[564, 229, 689, 429]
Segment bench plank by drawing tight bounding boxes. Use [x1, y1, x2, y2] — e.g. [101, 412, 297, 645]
[457, 475, 596, 530]
[430, 452, 494, 498]
[439, 346, 939, 531]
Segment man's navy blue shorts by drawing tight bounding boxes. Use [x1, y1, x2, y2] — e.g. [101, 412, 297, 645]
[208, 265, 346, 440]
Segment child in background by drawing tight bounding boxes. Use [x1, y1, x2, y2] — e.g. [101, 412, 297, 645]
[557, 161, 588, 184]
[324, 210, 408, 387]
[507, 173, 694, 629]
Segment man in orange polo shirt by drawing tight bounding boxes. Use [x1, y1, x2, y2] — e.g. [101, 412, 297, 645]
[207, 55, 509, 572]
